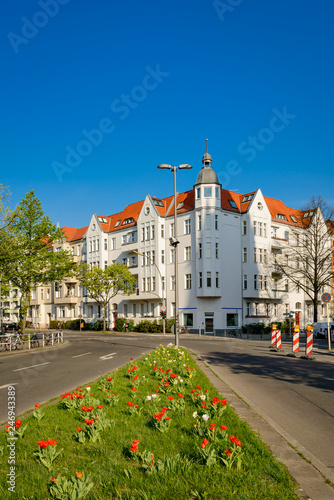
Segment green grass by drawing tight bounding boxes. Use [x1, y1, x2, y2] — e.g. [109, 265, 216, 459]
[0, 344, 298, 499]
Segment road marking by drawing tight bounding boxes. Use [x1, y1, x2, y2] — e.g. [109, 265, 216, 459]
[100, 352, 117, 360]
[72, 352, 92, 358]
[0, 383, 18, 390]
[13, 362, 50, 372]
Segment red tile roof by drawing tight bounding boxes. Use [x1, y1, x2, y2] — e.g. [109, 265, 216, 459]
[62, 226, 88, 242]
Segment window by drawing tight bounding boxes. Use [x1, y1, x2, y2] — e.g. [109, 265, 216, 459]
[104, 239, 107, 250]
[216, 272, 219, 288]
[247, 302, 251, 315]
[170, 249, 175, 263]
[253, 221, 257, 235]
[133, 304, 136, 317]
[272, 227, 277, 238]
[47, 289, 50, 300]
[285, 280, 289, 292]
[58, 306, 65, 318]
[275, 213, 288, 221]
[184, 313, 193, 326]
[204, 187, 212, 198]
[207, 272, 211, 287]
[215, 187, 219, 198]
[147, 277, 151, 292]
[243, 248, 247, 263]
[96, 239, 100, 251]
[243, 221, 247, 235]
[170, 223, 175, 237]
[264, 276, 267, 290]
[141, 227, 145, 242]
[264, 249, 267, 264]
[115, 220, 121, 227]
[142, 278, 146, 292]
[258, 222, 263, 236]
[185, 246, 191, 260]
[229, 199, 238, 209]
[198, 215, 202, 231]
[146, 251, 151, 266]
[291, 215, 297, 223]
[259, 275, 263, 289]
[254, 275, 258, 290]
[274, 303, 278, 316]
[227, 313, 238, 327]
[161, 250, 165, 264]
[215, 242, 219, 258]
[171, 275, 175, 290]
[55, 282, 62, 298]
[146, 226, 150, 240]
[161, 224, 164, 238]
[185, 219, 191, 234]
[111, 238, 116, 250]
[41, 288, 44, 300]
[185, 274, 192, 289]
[254, 248, 257, 263]
[284, 231, 289, 241]
[206, 242, 211, 258]
[243, 275, 247, 289]
[77, 245, 81, 256]
[196, 188, 201, 199]
[122, 235, 127, 245]
[89, 241, 92, 253]
[142, 254, 145, 266]
[123, 304, 128, 317]
[162, 276, 165, 291]
[215, 214, 218, 230]
[259, 248, 263, 263]
[122, 258, 127, 266]
[151, 250, 155, 264]
[264, 223, 267, 237]
[31, 290, 36, 300]
[199, 243, 202, 259]
[285, 303, 290, 314]
[105, 260, 108, 269]
[205, 214, 211, 230]
[151, 225, 155, 240]
[199, 272, 202, 288]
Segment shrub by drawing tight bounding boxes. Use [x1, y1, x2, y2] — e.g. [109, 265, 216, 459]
[115, 318, 134, 332]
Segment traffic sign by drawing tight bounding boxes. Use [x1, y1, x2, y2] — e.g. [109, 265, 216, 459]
[161, 306, 166, 312]
[321, 292, 332, 303]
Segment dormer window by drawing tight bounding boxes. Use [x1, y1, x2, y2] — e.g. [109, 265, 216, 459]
[242, 194, 253, 203]
[229, 200, 237, 209]
[114, 220, 121, 228]
[196, 187, 201, 199]
[275, 214, 287, 221]
[98, 217, 108, 224]
[290, 215, 297, 223]
[204, 187, 212, 198]
[122, 217, 135, 225]
[153, 198, 164, 207]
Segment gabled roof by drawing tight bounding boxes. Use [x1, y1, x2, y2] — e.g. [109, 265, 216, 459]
[62, 226, 88, 242]
[264, 197, 306, 227]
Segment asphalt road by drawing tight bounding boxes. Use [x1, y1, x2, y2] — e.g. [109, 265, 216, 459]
[1, 332, 333, 487]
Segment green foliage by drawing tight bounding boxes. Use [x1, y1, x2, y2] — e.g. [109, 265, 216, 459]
[0, 191, 75, 331]
[78, 262, 136, 331]
[133, 319, 175, 333]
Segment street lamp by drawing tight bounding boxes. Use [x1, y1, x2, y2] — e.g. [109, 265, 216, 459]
[157, 164, 192, 347]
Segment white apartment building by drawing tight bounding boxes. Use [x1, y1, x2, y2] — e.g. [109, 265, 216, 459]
[18, 147, 333, 332]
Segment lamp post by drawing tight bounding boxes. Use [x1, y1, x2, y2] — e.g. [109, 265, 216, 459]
[132, 250, 166, 334]
[157, 164, 192, 347]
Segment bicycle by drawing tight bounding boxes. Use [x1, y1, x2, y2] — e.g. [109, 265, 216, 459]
[5, 334, 23, 351]
[181, 326, 190, 334]
[0, 335, 9, 352]
[44, 333, 53, 345]
[30, 333, 40, 348]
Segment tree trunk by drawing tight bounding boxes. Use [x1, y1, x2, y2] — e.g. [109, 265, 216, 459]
[313, 297, 318, 323]
[103, 305, 106, 332]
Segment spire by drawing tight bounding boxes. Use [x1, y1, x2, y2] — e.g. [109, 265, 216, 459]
[202, 138, 212, 166]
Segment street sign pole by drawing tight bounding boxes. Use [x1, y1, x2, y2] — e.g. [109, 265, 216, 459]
[321, 293, 332, 352]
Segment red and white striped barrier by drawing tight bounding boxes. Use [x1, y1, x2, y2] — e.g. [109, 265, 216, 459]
[306, 331, 313, 356]
[276, 330, 282, 349]
[292, 331, 299, 354]
[271, 329, 277, 345]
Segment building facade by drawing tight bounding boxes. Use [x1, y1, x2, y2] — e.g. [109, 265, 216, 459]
[11, 147, 333, 332]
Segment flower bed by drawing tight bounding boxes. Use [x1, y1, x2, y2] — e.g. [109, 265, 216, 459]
[0, 344, 298, 499]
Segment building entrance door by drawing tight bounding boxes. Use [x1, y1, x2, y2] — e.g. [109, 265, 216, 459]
[205, 315, 214, 333]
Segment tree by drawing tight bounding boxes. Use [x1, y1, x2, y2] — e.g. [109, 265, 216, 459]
[0, 191, 75, 330]
[275, 195, 334, 323]
[78, 262, 136, 331]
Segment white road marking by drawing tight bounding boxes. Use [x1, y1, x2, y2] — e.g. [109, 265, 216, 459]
[100, 352, 117, 360]
[72, 352, 92, 358]
[0, 383, 18, 390]
[13, 362, 50, 372]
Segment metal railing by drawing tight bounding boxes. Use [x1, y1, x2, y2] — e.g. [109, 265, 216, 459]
[0, 331, 64, 352]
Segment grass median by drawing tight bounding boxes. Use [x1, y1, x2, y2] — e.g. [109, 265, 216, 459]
[0, 344, 298, 499]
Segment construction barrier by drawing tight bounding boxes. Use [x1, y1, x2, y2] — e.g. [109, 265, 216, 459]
[306, 331, 313, 356]
[292, 331, 299, 354]
[276, 330, 282, 349]
[271, 329, 277, 345]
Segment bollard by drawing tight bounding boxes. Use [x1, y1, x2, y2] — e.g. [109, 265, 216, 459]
[271, 329, 277, 345]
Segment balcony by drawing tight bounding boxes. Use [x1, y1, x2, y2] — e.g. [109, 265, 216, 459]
[54, 296, 79, 304]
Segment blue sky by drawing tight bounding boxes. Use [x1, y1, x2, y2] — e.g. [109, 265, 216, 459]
[1, 0, 333, 228]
